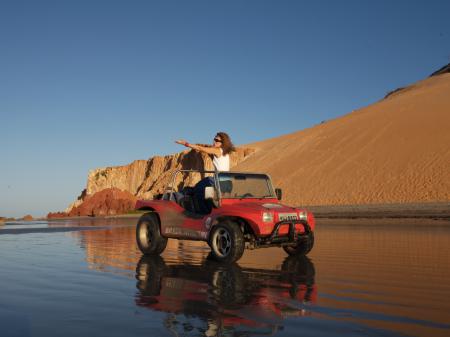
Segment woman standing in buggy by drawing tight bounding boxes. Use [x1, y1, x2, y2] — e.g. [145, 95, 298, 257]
[176, 132, 235, 213]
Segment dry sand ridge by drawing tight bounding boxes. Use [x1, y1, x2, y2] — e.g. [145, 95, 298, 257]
[234, 73, 450, 207]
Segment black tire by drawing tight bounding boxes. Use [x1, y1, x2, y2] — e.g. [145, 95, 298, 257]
[136, 213, 168, 255]
[283, 232, 314, 256]
[209, 221, 245, 263]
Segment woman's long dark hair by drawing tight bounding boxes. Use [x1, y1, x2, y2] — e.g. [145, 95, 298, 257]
[216, 132, 235, 155]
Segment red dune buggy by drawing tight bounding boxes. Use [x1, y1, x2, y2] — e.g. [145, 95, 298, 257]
[135, 170, 315, 263]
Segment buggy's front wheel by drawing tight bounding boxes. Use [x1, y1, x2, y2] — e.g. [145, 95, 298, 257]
[209, 221, 245, 263]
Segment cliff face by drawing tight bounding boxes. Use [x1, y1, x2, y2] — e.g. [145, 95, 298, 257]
[87, 159, 148, 196]
[65, 147, 255, 214]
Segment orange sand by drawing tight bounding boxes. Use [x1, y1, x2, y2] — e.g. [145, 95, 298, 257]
[234, 74, 450, 206]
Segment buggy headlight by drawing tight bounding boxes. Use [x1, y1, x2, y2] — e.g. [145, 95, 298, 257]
[299, 211, 308, 221]
[262, 212, 274, 223]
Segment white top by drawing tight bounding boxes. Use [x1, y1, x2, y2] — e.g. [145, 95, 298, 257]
[213, 149, 230, 171]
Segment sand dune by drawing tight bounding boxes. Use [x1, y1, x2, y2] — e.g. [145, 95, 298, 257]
[234, 73, 450, 206]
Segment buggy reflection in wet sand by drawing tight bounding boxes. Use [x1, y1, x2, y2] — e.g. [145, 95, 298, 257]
[135, 255, 316, 336]
[135, 170, 315, 263]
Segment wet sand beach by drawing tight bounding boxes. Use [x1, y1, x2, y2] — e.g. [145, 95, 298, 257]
[309, 202, 450, 220]
[0, 212, 449, 337]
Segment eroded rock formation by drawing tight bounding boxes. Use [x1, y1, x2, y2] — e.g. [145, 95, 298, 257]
[61, 147, 255, 217]
[68, 188, 138, 217]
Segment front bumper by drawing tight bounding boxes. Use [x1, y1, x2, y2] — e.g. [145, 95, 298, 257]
[253, 220, 312, 247]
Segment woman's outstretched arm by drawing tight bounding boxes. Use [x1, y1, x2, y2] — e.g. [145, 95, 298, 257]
[175, 140, 222, 156]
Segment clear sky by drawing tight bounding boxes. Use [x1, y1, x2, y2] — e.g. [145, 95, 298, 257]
[1, 0, 449, 218]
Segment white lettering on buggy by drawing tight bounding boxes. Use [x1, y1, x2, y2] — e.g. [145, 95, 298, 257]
[164, 227, 207, 239]
[278, 213, 298, 221]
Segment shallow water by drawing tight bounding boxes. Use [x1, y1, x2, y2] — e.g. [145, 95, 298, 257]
[1, 218, 449, 337]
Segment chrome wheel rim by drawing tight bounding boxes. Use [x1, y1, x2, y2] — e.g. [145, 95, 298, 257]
[213, 228, 232, 257]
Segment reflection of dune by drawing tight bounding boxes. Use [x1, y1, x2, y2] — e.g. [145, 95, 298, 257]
[314, 224, 450, 337]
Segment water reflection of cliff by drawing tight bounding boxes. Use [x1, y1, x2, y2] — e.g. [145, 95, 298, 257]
[74, 224, 212, 274]
[135, 255, 316, 337]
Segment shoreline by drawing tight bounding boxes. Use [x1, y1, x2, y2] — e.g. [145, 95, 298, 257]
[304, 202, 450, 220]
[4, 202, 450, 224]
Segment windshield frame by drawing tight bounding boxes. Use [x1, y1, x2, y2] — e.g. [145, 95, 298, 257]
[217, 172, 276, 199]
[165, 170, 277, 203]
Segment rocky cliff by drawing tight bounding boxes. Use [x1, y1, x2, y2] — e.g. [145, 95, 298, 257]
[62, 147, 255, 216]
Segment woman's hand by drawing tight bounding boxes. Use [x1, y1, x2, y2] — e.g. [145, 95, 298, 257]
[175, 140, 188, 146]
[175, 140, 220, 156]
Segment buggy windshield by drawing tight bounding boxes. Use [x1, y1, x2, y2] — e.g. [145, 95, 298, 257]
[217, 172, 275, 199]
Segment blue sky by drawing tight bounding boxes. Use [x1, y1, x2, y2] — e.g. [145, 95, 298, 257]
[1, 0, 449, 218]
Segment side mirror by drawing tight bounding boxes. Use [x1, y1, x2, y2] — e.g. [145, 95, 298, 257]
[275, 188, 282, 200]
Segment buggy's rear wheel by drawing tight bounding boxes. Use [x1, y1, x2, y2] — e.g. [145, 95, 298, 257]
[136, 213, 167, 255]
[210, 221, 245, 263]
[283, 232, 314, 256]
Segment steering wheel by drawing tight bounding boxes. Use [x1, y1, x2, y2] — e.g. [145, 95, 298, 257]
[241, 193, 254, 198]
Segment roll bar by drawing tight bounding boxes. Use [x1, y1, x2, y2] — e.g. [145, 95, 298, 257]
[164, 169, 222, 198]
[163, 169, 277, 202]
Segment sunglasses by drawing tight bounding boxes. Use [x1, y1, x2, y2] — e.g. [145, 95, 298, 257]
[214, 138, 222, 143]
